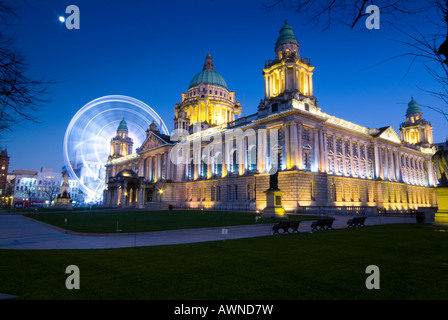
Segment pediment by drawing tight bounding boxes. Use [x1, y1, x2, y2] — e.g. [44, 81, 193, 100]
[138, 132, 168, 153]
[376, 126, 401, 144]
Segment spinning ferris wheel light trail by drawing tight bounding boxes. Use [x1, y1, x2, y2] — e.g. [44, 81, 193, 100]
[63, 95, 168, 203]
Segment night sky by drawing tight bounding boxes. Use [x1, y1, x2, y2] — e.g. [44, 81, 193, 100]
[1, 0, 446, 172]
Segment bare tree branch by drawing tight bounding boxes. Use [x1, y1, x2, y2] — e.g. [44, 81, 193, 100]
[264, 0, 427, 30]
[0, 0, 51, 133]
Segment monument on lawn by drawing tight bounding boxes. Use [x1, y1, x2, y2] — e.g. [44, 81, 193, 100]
[432, 145, 448, 227]
[53, 171, 73, 210]
[262, 146, 286, 218]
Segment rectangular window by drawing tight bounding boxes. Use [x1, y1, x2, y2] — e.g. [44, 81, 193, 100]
[217, 186, 221, 201]
[234, 185, 238, 201]
[227, 185, 231, 201]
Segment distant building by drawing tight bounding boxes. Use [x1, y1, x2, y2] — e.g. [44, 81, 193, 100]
[10, 167, 83, 208]
[0, 148, 10, 206]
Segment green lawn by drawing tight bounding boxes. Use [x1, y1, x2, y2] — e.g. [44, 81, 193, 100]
[24, 210, 323, 233]
[0, 224, 447, 300]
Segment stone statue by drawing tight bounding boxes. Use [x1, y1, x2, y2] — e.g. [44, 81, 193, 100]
[432, 145, 448, 186]
[63, 171, 69, 186]
[269, 170, 279, 190]
[268, 147, 281, 190]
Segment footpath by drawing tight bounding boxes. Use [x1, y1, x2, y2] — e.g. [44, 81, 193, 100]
[0, 214, 418, 250]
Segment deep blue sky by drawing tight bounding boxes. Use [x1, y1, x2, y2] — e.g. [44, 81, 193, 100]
[1, 0, 446, 172]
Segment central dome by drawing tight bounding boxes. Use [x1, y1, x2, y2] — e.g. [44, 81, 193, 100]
[188, 54, 228, 90]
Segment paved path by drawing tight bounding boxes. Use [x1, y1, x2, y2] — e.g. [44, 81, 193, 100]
[0, 214, 417, 250]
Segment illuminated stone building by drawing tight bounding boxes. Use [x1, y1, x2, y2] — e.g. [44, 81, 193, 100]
[104, 21, 438, 213]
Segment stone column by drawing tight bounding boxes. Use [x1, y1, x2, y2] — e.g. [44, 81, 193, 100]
[298, 123, 303, 169]
[193, 149, 199, 180]
[342, 140, 347, 175]
[384, 148, 390, 180]
[257, 129, 267, 173]
[323, 131, 328, 172]
[148, 156, 153, 182]
[284, 124, 290, 169]
[238, 135, 245, 175]
[394, 152, 399, 182]
[153, 154, 158, 182]
[349, 140, 354, 177]
[219, 139, 226, 177]
[374, 145, 380, 179]
[319, 130, 326, 172]
[333, 135, 338, 174]
[313, 128, 319, 172]
[166, 151, 171, 181]
[138, 161, 143, 177]
[120, 181, 127, 207]
[427, 158, 435, 187]
[209, 146, 215, 178]
[291, 122, 298, 169]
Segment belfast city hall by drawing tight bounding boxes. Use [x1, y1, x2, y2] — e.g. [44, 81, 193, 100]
[103, 21, 438, 215]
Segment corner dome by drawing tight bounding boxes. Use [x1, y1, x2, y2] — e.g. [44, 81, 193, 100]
[188, 54, 228, 90]
[117, 118, 128, 131]
[275, 20, 298, 47]
[406, 97, 422, 115]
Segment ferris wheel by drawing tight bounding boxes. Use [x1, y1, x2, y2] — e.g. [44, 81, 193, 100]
[63, 95, 169, 203]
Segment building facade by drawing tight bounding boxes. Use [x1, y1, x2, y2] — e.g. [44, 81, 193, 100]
[104, 21, 438, 214]
[10, 167, 83, 208]
[0, 149, 9, 197]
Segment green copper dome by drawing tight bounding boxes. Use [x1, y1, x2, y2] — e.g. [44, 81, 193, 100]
[275, 20, 298, 47]
[406, 97, 422, 115]
[189, 70, 228, 90]
[117, 118, 128, 131]
[188, 54, 228, 90]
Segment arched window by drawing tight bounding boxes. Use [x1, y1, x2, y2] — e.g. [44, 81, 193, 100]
[303, 145, 312, 170]
[345, 156, 352, 175]
[354, 157, 359, 176]
[248, 145, 257, 171]
[214, 151, 222, 175]
[187, 158, 194, 180]
[337, 153, 343, 174]
[327, 151, 334, 173]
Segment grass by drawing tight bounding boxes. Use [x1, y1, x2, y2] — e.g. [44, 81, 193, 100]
[23, 210, 324, 233]
[0, 224, 447, 300]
